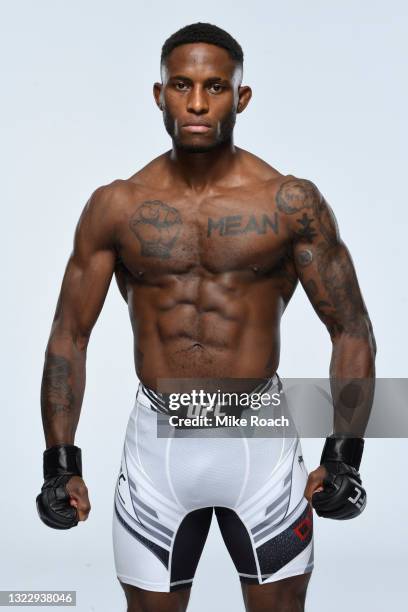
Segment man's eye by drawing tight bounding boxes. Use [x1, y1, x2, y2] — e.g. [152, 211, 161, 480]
[175, 82, 188, 90]
[209, 84, 224, 93]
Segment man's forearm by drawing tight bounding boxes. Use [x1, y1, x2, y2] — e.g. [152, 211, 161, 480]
[329, 326, 376, 436]
[41, 332, 87, 448]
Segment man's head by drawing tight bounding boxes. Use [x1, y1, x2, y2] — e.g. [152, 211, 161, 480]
[154, 22, 252, 153]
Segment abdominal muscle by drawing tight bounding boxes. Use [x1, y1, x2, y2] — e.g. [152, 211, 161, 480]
[129, 279, 283, 390]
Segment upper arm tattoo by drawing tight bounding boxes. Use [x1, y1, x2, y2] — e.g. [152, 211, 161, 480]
[277, 178, 339, 246]
[277, 178, 371, 339]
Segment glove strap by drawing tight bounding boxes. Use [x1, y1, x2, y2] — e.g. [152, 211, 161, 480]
[43, 444, 82, 480]
[320, 436, 364, 471]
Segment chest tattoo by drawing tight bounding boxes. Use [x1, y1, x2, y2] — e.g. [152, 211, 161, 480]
[129, 200, 182, 259]
[207, 212, 279, 237]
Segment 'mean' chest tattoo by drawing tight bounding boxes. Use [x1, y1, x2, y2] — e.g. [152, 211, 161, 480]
[207, 212, 279, 237]
[128, 200, 280, 261]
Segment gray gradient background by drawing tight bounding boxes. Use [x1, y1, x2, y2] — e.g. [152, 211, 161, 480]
[2, 1, 407, 610]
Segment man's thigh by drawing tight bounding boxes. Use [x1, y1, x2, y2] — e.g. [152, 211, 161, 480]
[241, 572, 312, 612]
[119, 581, 191, 612]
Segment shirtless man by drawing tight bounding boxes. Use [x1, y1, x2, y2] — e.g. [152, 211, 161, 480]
[36, 22, 376, 612]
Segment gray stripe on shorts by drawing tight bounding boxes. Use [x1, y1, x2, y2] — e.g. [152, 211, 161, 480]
[251, 502, 288, 537]
[130, 496, 174, 537]
[116, 493, 173, 547]
[265, 485, 291, 517]
[128, 478, 159, 518]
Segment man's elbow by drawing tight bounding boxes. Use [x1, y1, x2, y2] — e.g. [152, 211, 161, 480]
[331, 315, 377, 356]
[358, 314, 377, 358]
[46, 324, 91, 355]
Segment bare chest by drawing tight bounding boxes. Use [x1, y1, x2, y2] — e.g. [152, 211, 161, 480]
[116, 194, 290, 279]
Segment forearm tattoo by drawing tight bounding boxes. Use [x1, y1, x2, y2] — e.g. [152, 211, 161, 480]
[41, 354, 75, 415]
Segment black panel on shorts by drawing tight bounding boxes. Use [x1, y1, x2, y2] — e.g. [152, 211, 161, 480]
[256, 504, 313, 578]
[214, 506, 259, 578]
[170, 506, 214, 590]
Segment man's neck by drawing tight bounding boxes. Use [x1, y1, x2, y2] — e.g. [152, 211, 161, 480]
[166, 139, 241, 192]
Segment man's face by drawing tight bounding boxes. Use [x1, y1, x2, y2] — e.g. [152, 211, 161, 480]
[156, 43, 244, 153]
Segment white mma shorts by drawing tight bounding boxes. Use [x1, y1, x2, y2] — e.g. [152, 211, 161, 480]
[112, 376, 314, 592]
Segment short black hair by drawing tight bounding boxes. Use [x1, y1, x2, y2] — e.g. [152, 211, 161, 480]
[161, 22, 244, 69]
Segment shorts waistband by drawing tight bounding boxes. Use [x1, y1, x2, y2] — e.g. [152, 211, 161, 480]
[137, 374, 282, 415]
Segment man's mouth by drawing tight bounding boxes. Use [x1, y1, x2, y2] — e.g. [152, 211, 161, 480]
[182, 123, 211, 133]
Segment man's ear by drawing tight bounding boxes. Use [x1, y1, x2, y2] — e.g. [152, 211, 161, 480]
[237, 86, 252, 113]
[153, 82, 163, 110]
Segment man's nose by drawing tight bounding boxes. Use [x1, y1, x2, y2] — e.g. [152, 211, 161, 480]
[186, 85, 209, 114]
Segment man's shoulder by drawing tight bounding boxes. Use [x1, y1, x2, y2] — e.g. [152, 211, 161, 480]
[92, 151, 169, 202]
[92, 178, 140, 204]
[238, 151, 321, 201]
[77, 179, 140, 246]
[239, 148, 284, 185]
[87, 176, 149, 218]
[272, 174, 323, 215]
[271, 174, 339, 244]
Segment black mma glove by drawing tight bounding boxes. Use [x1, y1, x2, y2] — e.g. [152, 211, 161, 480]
[311, 435, 367, 520]
[36, 444, 82, 529]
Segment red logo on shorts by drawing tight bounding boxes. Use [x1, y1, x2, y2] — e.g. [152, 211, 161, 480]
[293, 506, 313, 541]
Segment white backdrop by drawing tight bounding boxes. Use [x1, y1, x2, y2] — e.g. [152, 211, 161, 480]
[1, 1, 407, 610]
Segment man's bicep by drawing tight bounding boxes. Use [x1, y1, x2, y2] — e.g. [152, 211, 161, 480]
[51, 188, 117, 343]
[294, 238, 370, 339]
[277, 177, 370, 339]
[54, 249, 115, 340]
